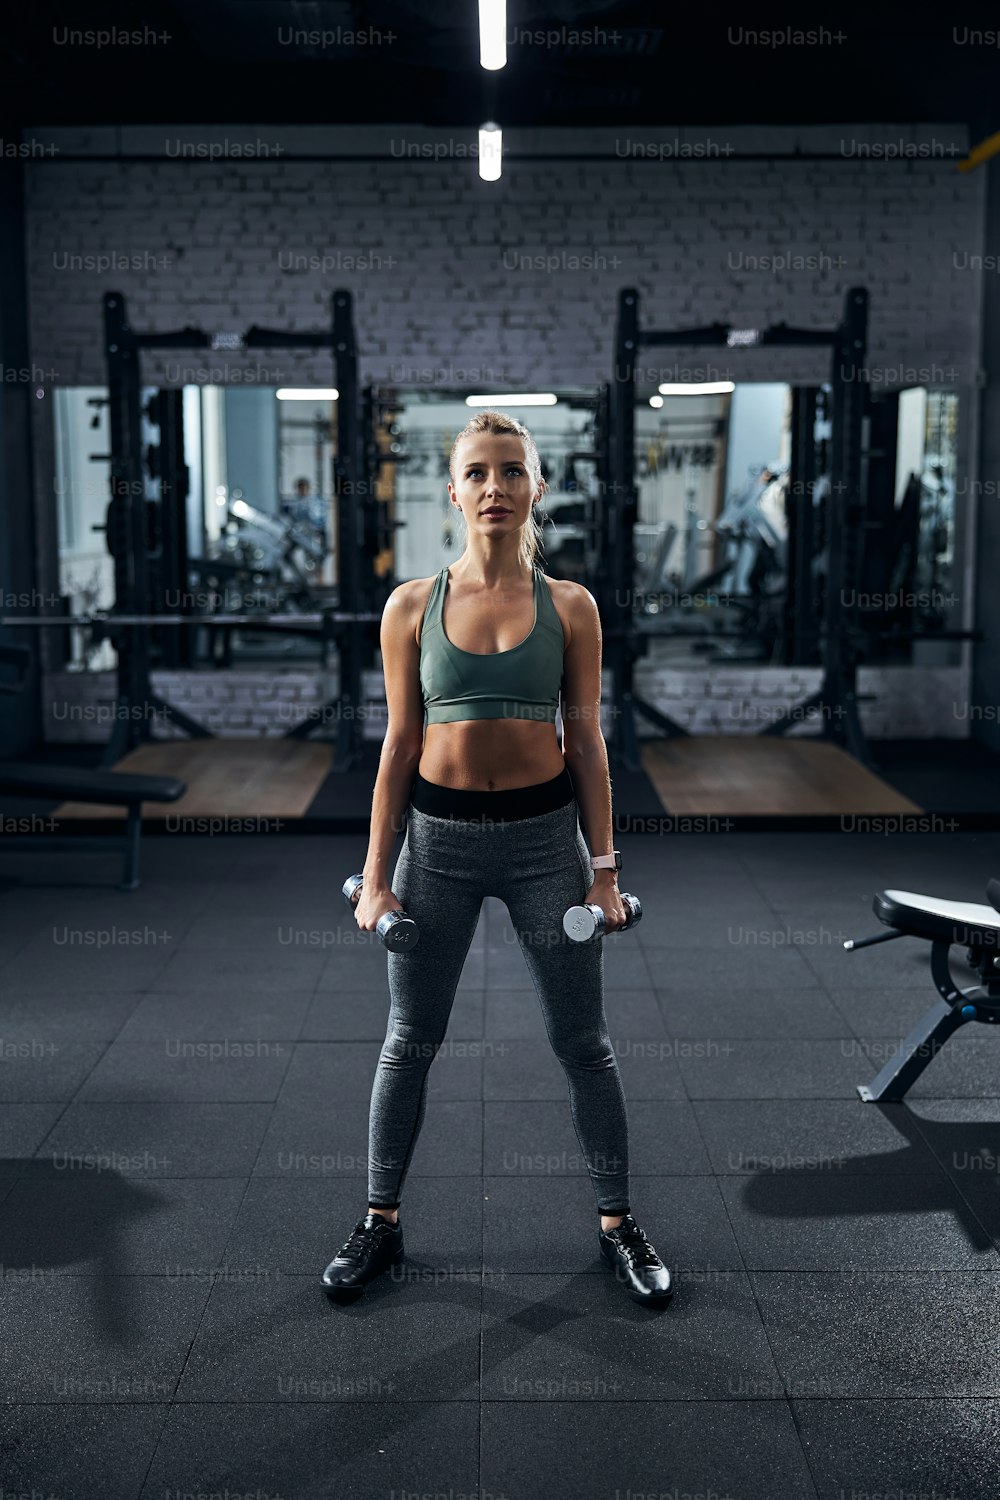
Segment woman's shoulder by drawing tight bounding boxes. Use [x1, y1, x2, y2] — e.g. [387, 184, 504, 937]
[542, 575, 598, 650]
[391, 571, 442, 609]
[394, 572, 444, 648]
[543, 574, 595, 610]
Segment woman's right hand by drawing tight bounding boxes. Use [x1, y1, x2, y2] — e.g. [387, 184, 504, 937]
[351, 880, 402, 933]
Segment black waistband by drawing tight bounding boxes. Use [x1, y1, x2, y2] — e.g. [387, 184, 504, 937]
[410, 766, 575, 822]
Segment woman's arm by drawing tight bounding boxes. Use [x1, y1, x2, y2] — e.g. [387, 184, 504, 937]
[560, 584, 628, 930]
[362, 585, 424, 893]
[362, 741, 421, 891]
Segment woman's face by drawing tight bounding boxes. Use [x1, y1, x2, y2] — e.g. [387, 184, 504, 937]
[448, 432, 538, 532]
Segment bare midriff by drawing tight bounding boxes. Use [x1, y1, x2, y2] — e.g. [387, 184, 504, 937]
[414, 570, 571, 792]
[419, 719, 568, 792]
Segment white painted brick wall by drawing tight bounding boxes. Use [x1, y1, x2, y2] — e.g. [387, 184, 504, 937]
[42, 662, 970, 744]
[630, 664, 971, 740]
[22, 122, 984, 387]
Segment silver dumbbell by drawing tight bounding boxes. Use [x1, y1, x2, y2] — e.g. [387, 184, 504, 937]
[342, 873, 420, 951]
[563, 892, 642, 944]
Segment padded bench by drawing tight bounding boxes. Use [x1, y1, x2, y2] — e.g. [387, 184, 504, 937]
[847, 879, 1000, 1101]
[0, 763, 187, 890]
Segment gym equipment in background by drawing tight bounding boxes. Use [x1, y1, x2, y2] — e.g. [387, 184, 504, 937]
[0, 645, 186, 889]
[47, 290, 391, 770]
[846, 879, 1000, 1101]
[602, 286, 873, 768]
[669, 465, 789, 665]
[600, 288, 979, 772]
[212, 495, 327, 610]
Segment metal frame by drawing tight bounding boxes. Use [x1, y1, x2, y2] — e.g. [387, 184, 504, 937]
[605, 285, 873, 770]
[848, 919, 1000, 1102]
[782, 384, 823, 667]
[0, 810, 144, 891]
[147, 388, 192, 669]
[102, 292, 212, 763]
[94, 289, 380, 771]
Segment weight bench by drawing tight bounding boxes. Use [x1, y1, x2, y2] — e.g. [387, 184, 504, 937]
[846, 880, 1000, 1101]
[0, 764, 186, 891]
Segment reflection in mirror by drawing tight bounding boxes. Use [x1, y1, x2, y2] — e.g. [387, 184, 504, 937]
[49, 379, 964, 678]
[380, 387, 603, 586]
[631, 382, 963, 671]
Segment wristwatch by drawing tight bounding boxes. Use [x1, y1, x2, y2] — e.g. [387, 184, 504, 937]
[590, 850, 622, 872]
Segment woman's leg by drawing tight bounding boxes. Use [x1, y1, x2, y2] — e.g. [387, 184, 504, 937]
[367, 807, 485, 1212]
[496, 801, 631, 1217]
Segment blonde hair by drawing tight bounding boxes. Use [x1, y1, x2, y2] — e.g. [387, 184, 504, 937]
[448, 409, 547, 572]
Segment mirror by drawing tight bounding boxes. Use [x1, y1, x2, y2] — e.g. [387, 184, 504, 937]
[49, 380, 966, 674]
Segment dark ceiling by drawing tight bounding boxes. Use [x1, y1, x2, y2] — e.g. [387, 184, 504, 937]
[1, 0, 1000, 134]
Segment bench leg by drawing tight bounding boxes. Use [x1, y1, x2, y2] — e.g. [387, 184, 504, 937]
[857, 998, 967, 1102]
[119, 806, 142, 891]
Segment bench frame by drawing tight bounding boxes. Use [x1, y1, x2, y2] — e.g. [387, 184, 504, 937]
[849, 903, 1000, 1101]
[0, 811, 144, 891]
[0, 763, 185, 891]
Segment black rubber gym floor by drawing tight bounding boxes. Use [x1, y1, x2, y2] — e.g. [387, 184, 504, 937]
[2, 830, 1000, 1497]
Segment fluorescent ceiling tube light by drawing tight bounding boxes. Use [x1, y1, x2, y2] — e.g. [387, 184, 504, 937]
[479, 0, 506, 69]
[465, 393, 557, 406]
[657, 382, 735, 396]
[275, 388, 339, 401]
[479, 121, 502, 181]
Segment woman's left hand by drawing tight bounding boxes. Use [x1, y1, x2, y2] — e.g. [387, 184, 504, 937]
[587, 874, 628, 934]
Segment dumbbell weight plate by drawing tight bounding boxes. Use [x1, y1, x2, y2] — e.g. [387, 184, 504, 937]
[376, 910, 421, 951]
[563, 903, 606, 943]
[342, 873, 420, 951]
[562, 893, 643, 944]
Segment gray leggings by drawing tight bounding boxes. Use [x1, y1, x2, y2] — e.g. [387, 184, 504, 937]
[367, 795, 631, 1215]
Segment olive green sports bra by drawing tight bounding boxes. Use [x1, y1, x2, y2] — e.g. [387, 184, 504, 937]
[419, 564, 565, 724]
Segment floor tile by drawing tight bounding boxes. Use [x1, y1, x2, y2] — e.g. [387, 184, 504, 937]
[0, 1277, 211, 1402]
[75, 1039, 293, 1103]
[718, 1173, 1000, 1269]
[792, 1397, 1000, 1500]
[175, 1275, 482, 1402]
[480, 1270, 780, 1400]
[35, 1101, 273, 1176]
[481, 1400, 816, 1500]
[3, 1405, 167, 1499]
[753, 1271, 1000, 1396]
[141, 1401, 480, 1500]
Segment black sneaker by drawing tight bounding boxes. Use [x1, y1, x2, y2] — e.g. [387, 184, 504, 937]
[599, 1213, 673, 1305]
[321, 1212, 404, 1295]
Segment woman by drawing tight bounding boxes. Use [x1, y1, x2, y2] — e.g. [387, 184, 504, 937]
[322, 409, 672, 1306]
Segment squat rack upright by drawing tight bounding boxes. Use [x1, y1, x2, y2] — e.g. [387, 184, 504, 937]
[602, 285, 871, 770]
[94, 287, 382, 769]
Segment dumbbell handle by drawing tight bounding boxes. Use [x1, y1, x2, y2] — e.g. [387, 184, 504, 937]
[342, 872, 420, 951]
[563, 892, 642, 943]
